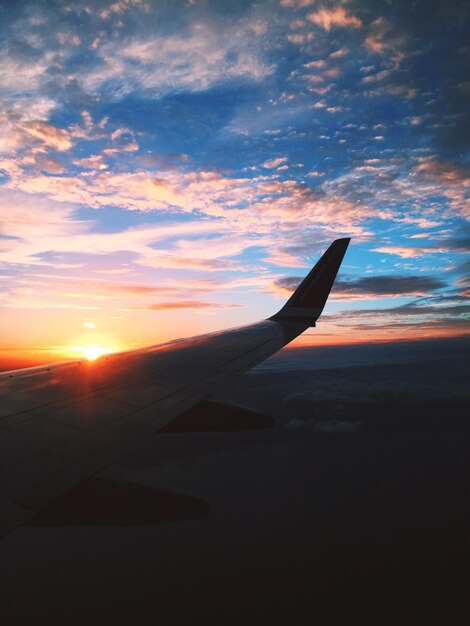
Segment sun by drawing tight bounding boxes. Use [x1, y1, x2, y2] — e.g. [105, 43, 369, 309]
[70, 344, 114, 361]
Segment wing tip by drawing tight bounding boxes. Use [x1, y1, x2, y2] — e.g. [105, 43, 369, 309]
[270, 236, 351, 326]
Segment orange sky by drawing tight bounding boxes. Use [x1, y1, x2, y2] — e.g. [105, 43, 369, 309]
[1, 319, 468, 373]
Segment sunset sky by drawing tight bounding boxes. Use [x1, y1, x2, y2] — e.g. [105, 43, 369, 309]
[1, 0, 469, 365]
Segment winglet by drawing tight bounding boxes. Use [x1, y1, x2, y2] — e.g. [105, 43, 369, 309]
[270, 238, 350, 326]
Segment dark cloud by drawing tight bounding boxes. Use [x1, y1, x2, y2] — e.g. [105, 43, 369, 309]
[275, 276, 302, 292]
[346, 318, 470, 332]
[335, 303, 470, 318]
[335, 276, 446, 296]
[275, 274, 446, 296]
[415, 292, 469, 305]
[442, 237, 470, 253]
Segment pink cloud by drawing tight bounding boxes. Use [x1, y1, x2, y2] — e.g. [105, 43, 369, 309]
[304, 60, 325, 69]
[329, 47, 349, 59]
[21, 121, 73, 151]
[363, 17, 406, 65]
[32, 155, 65, 174]
[287, 32, 314, 45]
[148, 300, 240, 310]
[73, 155, 108, 170]
[100, 0, 150, 20]
[307, 7, 362, 31]
[361, 69, 393, 84]
[262, 157, 288, 168]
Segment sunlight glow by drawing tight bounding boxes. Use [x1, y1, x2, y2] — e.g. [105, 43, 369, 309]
[70, 344, 114, 361]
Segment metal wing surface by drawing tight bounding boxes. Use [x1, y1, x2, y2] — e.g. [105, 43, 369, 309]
[0, 238, 350, 537]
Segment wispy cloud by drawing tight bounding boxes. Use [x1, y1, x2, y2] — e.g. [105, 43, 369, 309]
[81, 20, 274, 100]
[148, 300, 240, 310]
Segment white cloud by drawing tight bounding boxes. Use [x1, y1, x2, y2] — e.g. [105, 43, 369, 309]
[81, 21, 274, 99]
[372, 246, 439, 258]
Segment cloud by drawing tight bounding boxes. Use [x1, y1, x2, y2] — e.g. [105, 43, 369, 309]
[361, 69, 393, 85]
[81, 20, 274, 100]
[0, 112, 70, 157]
[333, 303, 470, 319]
[444, 237, 470, 253]
[1, 156, 375, 278]
[0, 189, 84, 244]
[411, 158, 470, 218]
[307, 7, 362, 31]
[364, 17, 388, 53]
[373, 247, 436, 260]
[99, 0, 150, 20]
[0, 189, 230, 268]
[373, 236, 470, 258]
[287, 32, 314, 45]
[329, 47, 348, 59]
[0, 48, 59, 114]
[0, 0, 468, 349]
[315, 293, 470, 342]
[138, 233, 255, 272]
[274, 275, 446, 298]
[148, 300, 240, 310]
[334, 276, 446, 297]
[73, 155, 108, 170]
[363, 16, 406, 64]
[31, 155, 65, 174]
[413, 157, 469, 184]
[262, 157, 288, 169]
[5, 159, 374, 249]
[17, 274, 181, 298]
[21, 121, 73, 151]
[324, 154, 468, 224]
[2, 261, 273, 311]
[247, 343, 470, 432]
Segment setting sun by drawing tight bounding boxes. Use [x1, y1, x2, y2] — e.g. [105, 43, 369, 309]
[70, 345, 115, 362]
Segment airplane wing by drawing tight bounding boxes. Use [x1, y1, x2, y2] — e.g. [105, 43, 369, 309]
[0, 238, 350, 538]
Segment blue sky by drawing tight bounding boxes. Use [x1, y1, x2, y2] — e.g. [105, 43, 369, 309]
[0, 0, 469, 358]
